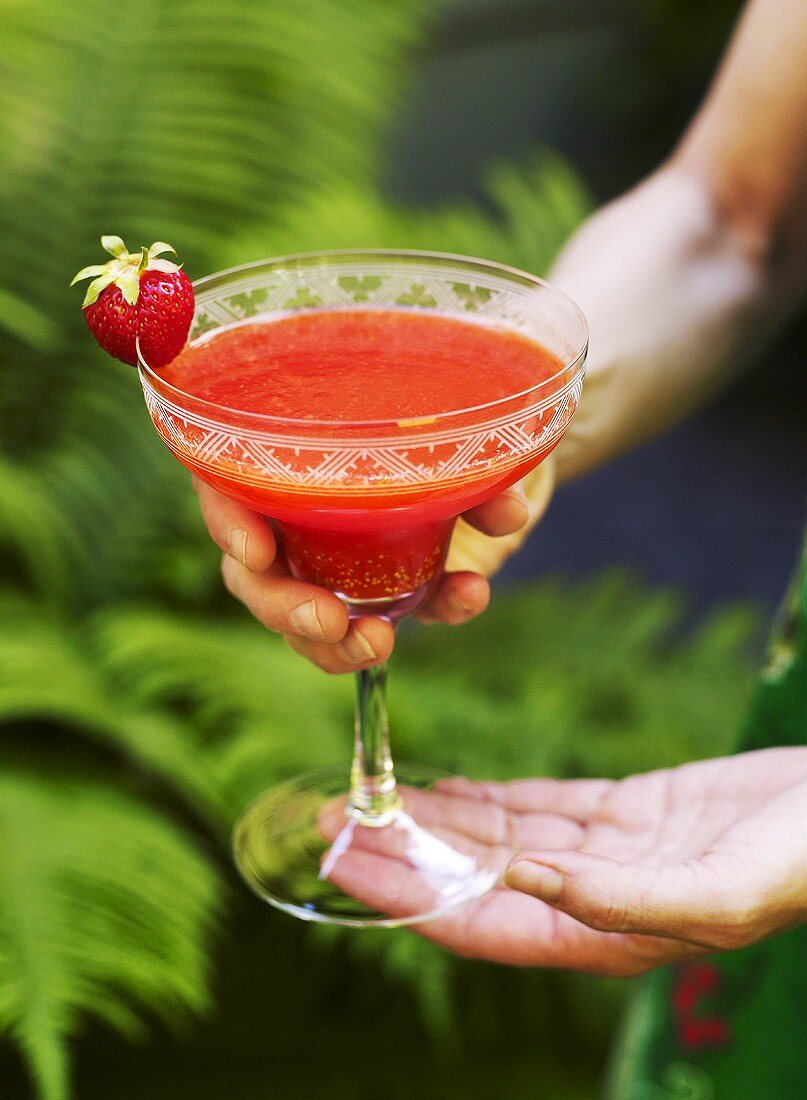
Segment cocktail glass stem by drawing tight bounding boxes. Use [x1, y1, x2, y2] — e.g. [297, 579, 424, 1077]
[349, 661, 401, 825]
[142, 249, 588, 926]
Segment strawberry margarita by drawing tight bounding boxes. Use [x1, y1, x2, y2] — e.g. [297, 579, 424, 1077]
[86, 246, 587, 928]
[158, 310, 565, 603]
[134, 253, 589, 924]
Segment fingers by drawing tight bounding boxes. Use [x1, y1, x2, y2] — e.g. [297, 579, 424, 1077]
[199, 478, 393, 671]
[415, 889, 701, 975]
[321, 842, 700, 974]
[439, 775, 614, 823]
[201, 475, 395, 671]
[193, 477, 277, 572]
[325, 847, 451, 922]
[318, 785, 512, 849]
[285, 615, 395, 673]
[221, 554, 349, 644]
[223, 550, 392, 671]
[317, 804, 503, 872]
[319, 812, 508, 923]
[462, 483, 529, 537]
[503, 849, 763, 950]
[416, 571, 490, 625]
[446, 460, 555, 577]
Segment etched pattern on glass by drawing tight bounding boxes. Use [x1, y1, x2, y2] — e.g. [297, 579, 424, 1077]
[142, 262, 584, 493]
[143, 379, 581, 491]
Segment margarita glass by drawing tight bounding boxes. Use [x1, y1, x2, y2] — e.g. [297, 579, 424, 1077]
[138, 250, 587, 927]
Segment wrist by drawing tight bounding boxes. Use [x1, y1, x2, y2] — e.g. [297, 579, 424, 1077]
[547, 165, 767, 483]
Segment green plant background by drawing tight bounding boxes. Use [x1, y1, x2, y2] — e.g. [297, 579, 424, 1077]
[0, 1, 756, 1098]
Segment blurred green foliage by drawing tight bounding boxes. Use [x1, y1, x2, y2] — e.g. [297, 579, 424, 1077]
[0, 1, 756, 1098]
[0, 584, 755, 1099]
[0, 772, 220, 1100]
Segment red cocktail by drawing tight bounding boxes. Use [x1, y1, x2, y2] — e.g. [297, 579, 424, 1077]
[159, 309, 566, 606]
[139, 251, 587, 926]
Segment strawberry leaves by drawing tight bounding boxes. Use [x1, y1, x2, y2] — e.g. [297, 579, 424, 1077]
[71, 237, 181, 308]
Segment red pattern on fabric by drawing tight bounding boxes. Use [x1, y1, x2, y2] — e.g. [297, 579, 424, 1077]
[672, 962, 731, 1051]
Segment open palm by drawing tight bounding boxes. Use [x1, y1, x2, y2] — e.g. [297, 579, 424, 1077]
[326, 748, 807, 976]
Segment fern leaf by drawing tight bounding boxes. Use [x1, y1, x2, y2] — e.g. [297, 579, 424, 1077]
[0, 0, 433, 611]
[3, 574, 754, 827]
[223, 152, 592, 275]
[0, 771, 220, 1100]
[393, 571, 757, 780]
[0, 597, 231, 825]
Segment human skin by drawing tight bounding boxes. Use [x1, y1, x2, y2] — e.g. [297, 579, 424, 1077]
[206, 0, 807, 672]
[195, 0, 807, 962]
[316, 748, 807, 974]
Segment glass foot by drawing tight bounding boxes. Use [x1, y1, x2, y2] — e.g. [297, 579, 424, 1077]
[232, 765, 516, 927]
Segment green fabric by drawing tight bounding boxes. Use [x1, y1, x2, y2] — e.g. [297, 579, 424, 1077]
[607, 536, 807, 1099]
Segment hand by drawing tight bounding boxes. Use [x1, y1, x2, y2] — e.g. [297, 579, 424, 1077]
[192, 461, 554, 672]
[321, 748, 807, 976]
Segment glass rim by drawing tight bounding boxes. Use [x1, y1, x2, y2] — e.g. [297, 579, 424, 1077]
[137, 248, 588, 432]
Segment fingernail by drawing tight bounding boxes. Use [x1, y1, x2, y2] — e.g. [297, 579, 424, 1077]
[415, 612, 438, 625]
[342, 629, 377, 663]
[289, 599, 325, 640]
[226, 527, 248, 566]
[505, 861, 564, 902]
[502, 486, 528, 520]
[448, 591, 474, 616]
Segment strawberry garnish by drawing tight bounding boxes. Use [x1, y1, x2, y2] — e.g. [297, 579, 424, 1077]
[71, 235, 194, 368]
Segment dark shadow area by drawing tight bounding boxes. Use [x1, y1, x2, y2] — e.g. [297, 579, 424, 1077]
[0, 890, 608, 1100]
[500, 330, 806, 617]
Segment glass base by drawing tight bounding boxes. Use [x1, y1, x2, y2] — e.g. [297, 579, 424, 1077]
[232, 765, 515, 927]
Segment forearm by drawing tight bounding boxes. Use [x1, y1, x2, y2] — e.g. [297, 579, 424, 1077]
[549, 0, 807, 484]
[547, 164, 772, 483]
[451, 163, 781, 573]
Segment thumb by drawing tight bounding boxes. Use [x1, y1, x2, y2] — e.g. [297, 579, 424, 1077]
[447, 460, 555, 576]
[505, 850, 732, 946]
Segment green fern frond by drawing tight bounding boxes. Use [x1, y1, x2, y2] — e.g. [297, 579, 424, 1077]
[393, 570, 758, 780]
[0, 0, 433, 613]
[0, 770, 220, 1100]
[0, 574, 756, 1094]
[0, 0, 431, 314]
[0, 572, 755, 831]
[91, 606, 353, 814]
[0, 597, 232, 825]
[223, 152, 592, 275]
[0, 596, 351, 826]
[0, 285, 63, 351]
